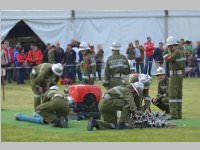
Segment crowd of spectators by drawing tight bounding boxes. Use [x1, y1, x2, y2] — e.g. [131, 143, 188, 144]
[126, 37, 200, 78]
[1, 37, 200, 85]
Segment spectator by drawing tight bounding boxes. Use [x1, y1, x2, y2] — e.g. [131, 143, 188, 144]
[153, 42, 164, 68]
[17, 48, 27, 84]
[195, 41, 200, 77]
[27, 43, 43, 66]
[95, 44, 104, 81]
[71, 40, 82, 82]
[43, 43, 51, 63]
[4, 40, 14, 83]
[1, 43, 8, 81]
[126, 42, 135, 72]
[64, 43, 76, 83]
[89, 44, 96, 80]
[55, 42, 64, 64]
[48, 45, 56, 64]
[144, 36, 155, 76]
[13, 43, 22, 83]
[134, 40, 144, 73]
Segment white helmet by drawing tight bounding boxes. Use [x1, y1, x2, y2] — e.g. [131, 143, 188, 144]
[79, 42, 90, 51]
[138, 74, 152, 88]
[156, 67, 166, 76]
[131, 82, 144, 96]
[166, 36, 178, 46]
[49, 85, 59, 90]
[110, 41, 122, 51]
[51, 63, 63, 76]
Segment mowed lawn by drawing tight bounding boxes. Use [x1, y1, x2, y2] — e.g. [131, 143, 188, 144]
[1, 77, 200, 142]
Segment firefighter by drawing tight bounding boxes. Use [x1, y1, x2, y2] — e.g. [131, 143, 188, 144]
[125, 73, 152, 113]
[152, 67, 169, 114]
[103, 41, 130, 89]
[79, 42, 96, 85]
[87, 82, 144, 131]
[36, 85, 70, 128]
[164, 36, 185, 119]
[30, 63, 63, 111]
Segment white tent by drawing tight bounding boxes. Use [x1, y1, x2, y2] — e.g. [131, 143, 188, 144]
[1, 10, 200, 74]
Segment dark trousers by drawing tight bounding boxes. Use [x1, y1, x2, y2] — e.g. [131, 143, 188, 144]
[65, 64, 76, 83]
[18, 67, 25, 84]
[144, 56, 153, 76]
[6, 63, 13, 83]
[96, 63, 102, 80]
[76, 64, 82, 81]
[135, 58, 144, 73]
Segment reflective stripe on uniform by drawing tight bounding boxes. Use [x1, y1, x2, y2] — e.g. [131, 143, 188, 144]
[82, 76, 89, 79]
[113, 87, 124, 97]
[110, 64, 129, 69]
[53, 94, 64, 99]
[170, 70, 183, 76]
[144, 97, 151, 101]
[34, 94, 41, 98]
[112, 74, 127, 78]
[39, 63, 47, 73]
[169, 99, 182, 103]
[89, 63, 96, 66]
[176, 57, 186, 62]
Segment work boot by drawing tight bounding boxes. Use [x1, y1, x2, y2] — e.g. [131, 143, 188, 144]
[87, 117, 99, 131]
[51, 118, 61, 127]
[119, 122, 128, 129]
[59, 116, 68, 128]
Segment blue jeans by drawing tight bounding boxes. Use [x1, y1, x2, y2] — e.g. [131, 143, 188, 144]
[144, 56, 153, 76]
[96, 63, 102, 80]
[65, 64, 76, 83]
[135, 58, 144, 73]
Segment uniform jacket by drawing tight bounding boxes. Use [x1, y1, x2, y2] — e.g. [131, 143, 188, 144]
[30, 63, 57, 87]
[104, 52, 130, 88]
[102, 85, 137, 112]
[27, 49, 43, 65]
[165, 49, 185, 71]
[48, 50, 56, 64]
[144, 42, 155, 57]
[156, 77, 169, 99]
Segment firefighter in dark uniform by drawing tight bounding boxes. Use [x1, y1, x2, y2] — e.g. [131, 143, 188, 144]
[103, 41, 130, 90]
[152, 67, 169, 114]
[164, 36, 185, 119]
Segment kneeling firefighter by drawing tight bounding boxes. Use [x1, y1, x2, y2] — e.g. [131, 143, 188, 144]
[36, 85, 70, 128]
[87, 82, 144, 131]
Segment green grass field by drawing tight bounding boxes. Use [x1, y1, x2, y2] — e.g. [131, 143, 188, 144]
[1, 77, 200, 142]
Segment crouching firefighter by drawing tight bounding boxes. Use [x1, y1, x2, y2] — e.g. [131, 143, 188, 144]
[87, 82, 144, 131]
[126, 73, 152, 113]
[36, 85, 70, 128]
[152, 67, 169, 114]
[30, 63, 63, 111]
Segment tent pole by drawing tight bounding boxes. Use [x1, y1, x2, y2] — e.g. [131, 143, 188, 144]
[164, 10, 169, 42]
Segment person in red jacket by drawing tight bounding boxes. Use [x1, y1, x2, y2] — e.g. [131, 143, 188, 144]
[27, 43, 43, 67]
[144, 36, 155, 76]
[17, 48, 27, 84]
[4, 40, 14, 83]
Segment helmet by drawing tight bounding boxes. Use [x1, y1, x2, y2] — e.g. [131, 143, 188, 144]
[79, 42, 90, 51]
[138, 74, 152, 88]
[131, 82, 144, 96]
[156, 67, 166, 76]
[49, 85, 59, 90]
[51, 63, 63, 76]
[110, 41, 122, 51]
[166, 36, 178, 46]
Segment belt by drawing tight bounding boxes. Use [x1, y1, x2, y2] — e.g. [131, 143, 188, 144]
[112, 74, 126, 78]
[170, 70, 183, 76]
